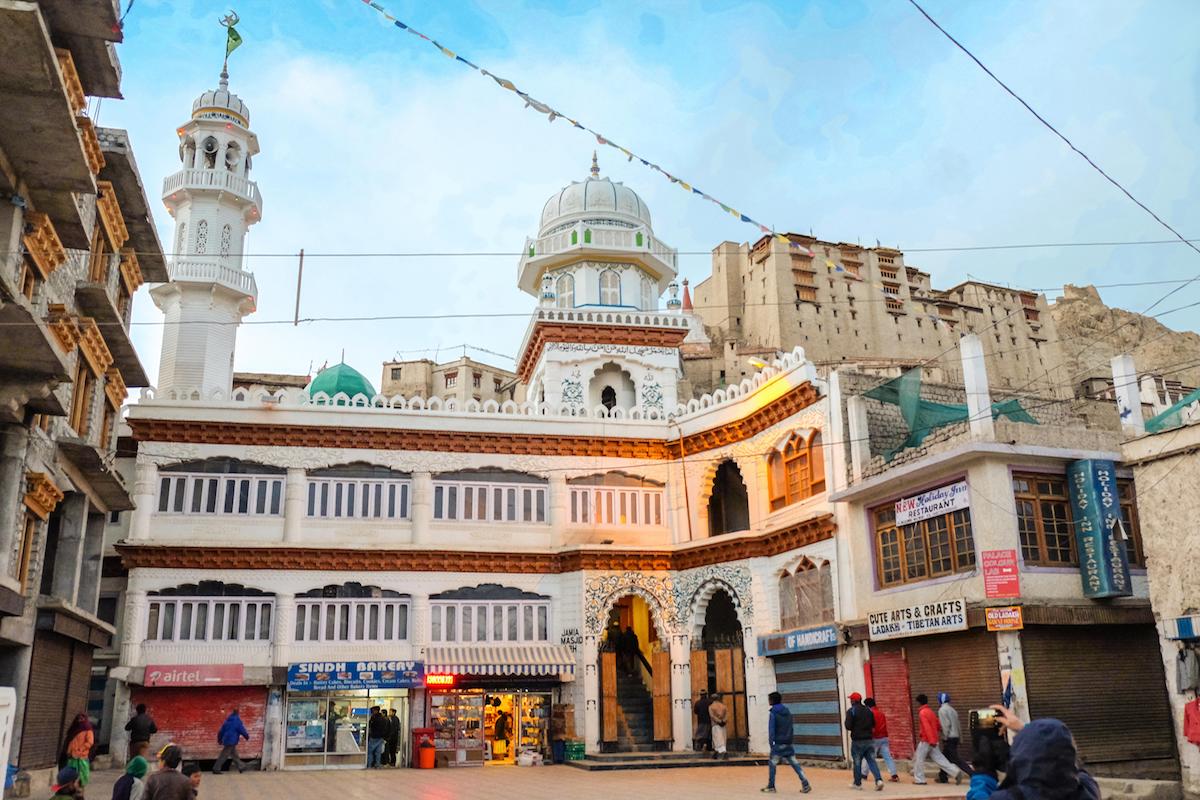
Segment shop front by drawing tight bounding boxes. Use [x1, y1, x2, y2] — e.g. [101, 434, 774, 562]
[284, 660, 423, 769]
[758, 623, 844, 761]
[424, 645, 576, 766]
[131, 664, 264, 763]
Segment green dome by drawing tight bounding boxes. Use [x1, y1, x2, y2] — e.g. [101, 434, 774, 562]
[306, 362, 376, 401]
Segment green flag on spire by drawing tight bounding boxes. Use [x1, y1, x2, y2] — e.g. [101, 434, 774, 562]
[225, 25, 243, 57]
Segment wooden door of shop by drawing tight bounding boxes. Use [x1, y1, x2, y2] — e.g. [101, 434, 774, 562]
[691, 646, 748, 749]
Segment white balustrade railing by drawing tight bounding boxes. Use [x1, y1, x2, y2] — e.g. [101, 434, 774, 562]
[429, 600, 550, 643]
[432, 480, 547, 523]
[146, 597, 274, 642]
[569, 486, 665, 526]
[169, 258, 258, 296]
[522, 223, 677, 269]
[306, 478, 411, 520]
[163, 168, 262, 209]
[157, 472, 284, 516]
[294, 599, 410, 642]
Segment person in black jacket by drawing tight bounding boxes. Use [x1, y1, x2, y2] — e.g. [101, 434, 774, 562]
[124, 703, 157, 760]
[366, 707, 389, 768]
[384, 708, 400, 767]
[844, 692, 883, 790]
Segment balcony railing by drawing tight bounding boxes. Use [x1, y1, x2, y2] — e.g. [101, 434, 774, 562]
[157, 472, 284, 516]
[169, 258, 258, 298]
[432, 480, 547, 523]
[294, 599, 410, 642]
[569, 486, 664, 526]
[146, 597, 274, 642]
[522, 223, 677, 270]
[163, 168, 262, 211]
[306, 478, 411, 520]
[430, 600, 550, 643]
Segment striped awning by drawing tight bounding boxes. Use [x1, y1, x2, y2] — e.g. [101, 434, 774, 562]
[425, 645, 577, 679]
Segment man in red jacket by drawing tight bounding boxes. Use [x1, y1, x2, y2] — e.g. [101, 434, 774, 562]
[912, 693, 963, 785]
[859, 698, 899, 782]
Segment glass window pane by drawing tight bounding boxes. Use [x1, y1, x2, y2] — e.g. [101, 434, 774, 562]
[397, 604, 408, 640]
[158, 478, 171, 512]
[228, 603, 241, 639]
[213, 604, 226, 640]
[462, 606, 473, 640]
[146, 604, 160, 640]
[295, 605, 307, 641]
[205, 479, 218, 513]
[492, 606, 503, 641]
[431, 606, 442, 642]
[161, 603, 175, 640]
[339, 604, 350, 640]
[507, 606, 517, 640]
[446, 606, 457, 641]
[179, 603, 193, 640]
[195, 603, 208, 640]
[523, 605, 533, 641]
[270, 481, 282, 515]
[538, 606, 548, 640]
[260, 604, 272, 639]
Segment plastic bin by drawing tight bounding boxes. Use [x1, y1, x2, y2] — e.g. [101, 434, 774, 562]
[411, 728, 436, 769]
[551, 740, 566, 764]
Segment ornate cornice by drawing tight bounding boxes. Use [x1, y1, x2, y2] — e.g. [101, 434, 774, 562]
[675, 383, 821, 455]
[96, 180, 129, 251]
[46, 304, 80, 353]
[77, 317, 114, 376]
[77, 116, 105, 176]
[118, 249, 143, 294]
[23, 211, 67, 279]
[54, 48, 85, 116]
[517, 322, 688, 382]
[116, 514, 835, 573]
[105, 368, 128, 409]
[24, 471, 64, 521]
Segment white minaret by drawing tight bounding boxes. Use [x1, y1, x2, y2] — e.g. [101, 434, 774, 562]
[151, 65, 262, 396]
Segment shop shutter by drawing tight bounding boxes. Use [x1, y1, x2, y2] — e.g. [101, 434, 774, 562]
[652, 649, 672, 742]
[20, 632, 73, 768]
[902, 628, 1002, 761]
[600, 651, 618, 742]
[1021, 625, 1174, 764]
[867, 646, 914, 760]
[130, 686, 266, 759]
[63, 643, 92, 744]
[772, 648, 843, 760]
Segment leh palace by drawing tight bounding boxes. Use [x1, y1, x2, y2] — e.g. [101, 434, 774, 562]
[4, 9, 1197, 790]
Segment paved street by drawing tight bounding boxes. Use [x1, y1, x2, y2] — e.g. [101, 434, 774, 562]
[75, 765, 967, 800]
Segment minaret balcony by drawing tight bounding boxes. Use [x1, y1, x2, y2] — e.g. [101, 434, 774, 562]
[162, 168, 263, 219]
[169, 257, 258, 302]
[517, 222, 677, 295]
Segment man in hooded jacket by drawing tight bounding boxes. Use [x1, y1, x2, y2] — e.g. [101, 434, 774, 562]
[973, 712, 1099, 800]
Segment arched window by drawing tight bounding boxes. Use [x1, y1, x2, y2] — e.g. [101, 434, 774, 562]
[601, 386, 616, 410]
[555, 273, 575, 308]
[767, 431, 826, 511]
[778, 558, 834, 629]
[599, 270, 620, 305]
[707, 460, 749, 537]
[641, 276, 655, 311]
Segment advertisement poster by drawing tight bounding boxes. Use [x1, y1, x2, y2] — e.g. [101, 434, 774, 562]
[868, 599, 967, 641]
[982, 549, 1021, 598]
[895, 481, 970, 526]
[986, 606, 1024, 631]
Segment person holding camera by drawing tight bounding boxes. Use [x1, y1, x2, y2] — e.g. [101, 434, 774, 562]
[968, 706, 1100, 800]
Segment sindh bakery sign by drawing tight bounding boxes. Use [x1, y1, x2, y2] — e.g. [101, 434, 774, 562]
[894, 481, 969, 526]
[868, 599, 967, 641]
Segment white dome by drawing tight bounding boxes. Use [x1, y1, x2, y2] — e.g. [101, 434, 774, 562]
[539, 164, 652, 236]
[192, 84, 250, 126]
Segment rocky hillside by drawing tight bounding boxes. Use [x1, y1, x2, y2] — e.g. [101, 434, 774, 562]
[1051, 284, 1200, 389]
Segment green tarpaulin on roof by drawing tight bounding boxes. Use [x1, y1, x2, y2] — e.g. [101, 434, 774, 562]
[1144, 385, 1200, 433]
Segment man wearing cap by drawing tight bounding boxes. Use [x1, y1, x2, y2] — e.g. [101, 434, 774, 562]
[936, 692, 972, 783]
[844, 692, 883, 790]
[145, 744, 192, 800]
[50, 766, 82, 799]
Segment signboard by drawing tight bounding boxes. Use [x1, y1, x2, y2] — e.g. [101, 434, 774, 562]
[426, 674, 456, 687]
[982, 549, 1021, 598]
[286, 660, 424, 692]
[1066, 459, 1132, 599]
[145, 664, 244, 687]
[758, 624, 840, 657]
[868, 599, 967, 641]
[560, 627, 583, 654]
[895, 481, 969, 526]
[985, 606, 1024, 631]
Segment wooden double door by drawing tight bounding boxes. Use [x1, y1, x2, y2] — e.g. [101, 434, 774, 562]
[691, 646, 748, 750]
[600, 649, 672, 747]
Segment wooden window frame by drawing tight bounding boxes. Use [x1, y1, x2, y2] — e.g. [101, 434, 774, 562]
[88, 223, 110, 283]
[873, 503, 976, 588]
[16, 512, 38, 593]
[1012, 473, 1077, 566]
[1117, 479, 1145, 567]
[767, 431, 826, 511]
[69, 362, 95, 437]
[18, 255, 40, 301]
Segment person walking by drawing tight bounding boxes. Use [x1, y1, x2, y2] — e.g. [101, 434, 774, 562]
[708, 693, 729, 760]
[624, 626, 642, 675]
[762, 691, 811, 794]
[913, 694, 963, 785]
[861, 698, 900, 783]
[936, 693, 972, 783]
[51, 766, 83, 800]
[367, 706, 389, 767]
[212, 709, 249, 775]
[693, 692, 713, 752]
[844, 692, 883, 790]
[111, 755, 149, 800]
[385, 708, 401, 767]
[145, 745, 191, 800]
[60, 713, 95, 788]
[125, 704, 158, 761]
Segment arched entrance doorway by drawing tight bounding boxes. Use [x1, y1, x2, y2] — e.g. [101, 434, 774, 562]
[598, 594, 671, 752]
[690, 588, 749, 752]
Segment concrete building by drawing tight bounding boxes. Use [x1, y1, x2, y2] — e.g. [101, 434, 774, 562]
[823, 339, 1177, 782]
[687, 234, 1067, 398]
[1114, 353, 1200, 797]
[380, 356, 518, 406]
[0, 0, 165, 781]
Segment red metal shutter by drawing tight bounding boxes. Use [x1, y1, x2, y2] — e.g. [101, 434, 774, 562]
[867, 647, 914, 759]
[131, 686, 266, 759]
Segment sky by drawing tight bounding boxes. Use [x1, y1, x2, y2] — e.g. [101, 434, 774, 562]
[100, 0, 1200, 388]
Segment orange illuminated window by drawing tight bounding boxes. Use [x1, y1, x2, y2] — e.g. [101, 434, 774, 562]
[767, 431, 826, 511]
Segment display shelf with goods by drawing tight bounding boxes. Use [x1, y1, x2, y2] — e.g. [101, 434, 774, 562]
[431, 692, 485, 766]
[519, 693, 549, 755]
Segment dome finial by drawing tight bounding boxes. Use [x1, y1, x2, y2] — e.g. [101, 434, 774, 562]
[590, 150, 600, 179]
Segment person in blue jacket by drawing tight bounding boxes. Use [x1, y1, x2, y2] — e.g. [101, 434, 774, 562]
[967, 707, 1100, 800]
[762, 691, 811, 794]
[212, 708, 250, 774]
